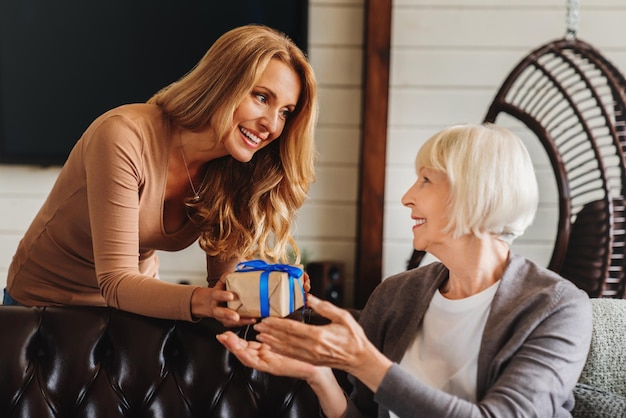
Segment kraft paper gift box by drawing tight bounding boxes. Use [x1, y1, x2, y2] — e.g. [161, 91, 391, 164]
[225, 260, 305, 318]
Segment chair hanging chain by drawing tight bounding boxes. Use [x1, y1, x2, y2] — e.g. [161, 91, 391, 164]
[566, 0, 580, 39]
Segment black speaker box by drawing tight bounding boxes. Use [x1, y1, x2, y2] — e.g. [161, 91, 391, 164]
[307, 261, 344, 306]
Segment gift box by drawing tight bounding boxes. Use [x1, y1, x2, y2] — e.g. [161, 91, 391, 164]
[225, 260, 305, 318]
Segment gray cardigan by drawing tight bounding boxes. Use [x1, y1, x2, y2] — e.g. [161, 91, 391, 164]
[345, 255, 593, 418]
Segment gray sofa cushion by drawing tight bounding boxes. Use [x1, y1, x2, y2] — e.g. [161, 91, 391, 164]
[579, 299, 626, 395]
[572, 383, 626, 418]
[572, 299, 626, 418]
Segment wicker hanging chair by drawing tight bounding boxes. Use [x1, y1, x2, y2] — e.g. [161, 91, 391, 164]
[406, 2, 626, 298]
[483, 35, 626, 298]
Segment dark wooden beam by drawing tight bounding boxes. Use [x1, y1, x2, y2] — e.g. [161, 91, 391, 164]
[355, 0, 392, 309]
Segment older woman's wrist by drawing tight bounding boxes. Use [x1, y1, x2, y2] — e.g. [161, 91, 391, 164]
[306, 366, 348, 418]
[349, 344, 393, 393]
[305, 365, 332, 388]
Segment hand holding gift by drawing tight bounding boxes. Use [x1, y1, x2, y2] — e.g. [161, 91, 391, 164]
[224, 260, 307, 318]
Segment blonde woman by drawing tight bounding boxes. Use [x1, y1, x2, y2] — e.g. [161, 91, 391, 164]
[5, 25, 317, 327]
[220, 124, 592, 417]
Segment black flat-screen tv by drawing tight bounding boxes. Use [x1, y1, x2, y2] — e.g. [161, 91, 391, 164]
[0, 1, 308, 166]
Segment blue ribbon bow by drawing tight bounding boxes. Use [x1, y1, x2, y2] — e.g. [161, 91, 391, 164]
[236, 260, 305, 318]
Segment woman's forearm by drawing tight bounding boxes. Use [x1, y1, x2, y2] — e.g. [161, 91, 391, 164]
[307, 366, 348, 418]
[347, 342, 394, 394]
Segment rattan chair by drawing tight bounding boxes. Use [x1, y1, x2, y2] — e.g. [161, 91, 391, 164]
[484, 37, 626, 298]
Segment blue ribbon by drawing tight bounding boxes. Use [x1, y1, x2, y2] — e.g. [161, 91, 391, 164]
[236, 260, 305, 318]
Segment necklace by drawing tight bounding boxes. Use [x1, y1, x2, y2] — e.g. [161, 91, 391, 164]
[179, 129, 209, 202]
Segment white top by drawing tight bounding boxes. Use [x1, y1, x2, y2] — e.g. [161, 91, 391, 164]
[390, 279, 500, 417]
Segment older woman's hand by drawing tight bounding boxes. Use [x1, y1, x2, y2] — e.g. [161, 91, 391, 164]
[251, 294, 393, 391]
[217, 331, 317, 379]
[218, 327, 349, 418]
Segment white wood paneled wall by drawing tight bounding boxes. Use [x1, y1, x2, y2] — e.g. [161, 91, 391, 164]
[285, 0, 365, 308]
[0, 166, 61, 292]
[384, 0, 626, 279]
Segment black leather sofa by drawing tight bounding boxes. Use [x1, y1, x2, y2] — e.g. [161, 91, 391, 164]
[3, 299, 623, 417]
[0, 305, 324, 417]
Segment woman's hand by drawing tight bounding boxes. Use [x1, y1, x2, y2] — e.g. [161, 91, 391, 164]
[252, 294, 393, 392]
[253, 294, 367, 371]
[190, 282, 256, 328]
[217, 331, 317, 379]
[194, 266, 307, 328]
[218, 329, 348, 418]
[301, 270, 311, 293]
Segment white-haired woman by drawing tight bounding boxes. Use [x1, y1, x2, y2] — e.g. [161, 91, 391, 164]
[219, 123, 593, 417]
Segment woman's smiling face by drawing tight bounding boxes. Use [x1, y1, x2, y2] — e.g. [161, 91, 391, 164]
[401, 167, 452, 254]
[224, 58, 301, 162]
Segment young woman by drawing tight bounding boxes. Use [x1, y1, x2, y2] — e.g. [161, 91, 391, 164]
[219, 123, 593, 417]
[5, 25, 317, 326]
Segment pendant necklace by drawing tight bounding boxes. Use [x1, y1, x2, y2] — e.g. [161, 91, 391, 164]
[179, 129, 209, 202]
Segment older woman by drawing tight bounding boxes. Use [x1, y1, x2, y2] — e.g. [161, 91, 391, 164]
[219, 123, 593, 417]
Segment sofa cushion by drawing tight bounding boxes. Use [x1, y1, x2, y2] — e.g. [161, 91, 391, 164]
[572, 383, 626, 418]
[578, 298, 626, 396]
[571, 298, 626, 418]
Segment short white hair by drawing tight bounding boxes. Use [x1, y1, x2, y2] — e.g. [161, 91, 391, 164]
[415, 123, 538, 243]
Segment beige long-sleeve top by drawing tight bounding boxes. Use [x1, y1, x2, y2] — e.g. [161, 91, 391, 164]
[7, 104, 233, 321]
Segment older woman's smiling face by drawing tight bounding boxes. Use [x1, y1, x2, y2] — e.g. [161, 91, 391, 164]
[224, 58, 301, 163]
[401, 167, 452, 254]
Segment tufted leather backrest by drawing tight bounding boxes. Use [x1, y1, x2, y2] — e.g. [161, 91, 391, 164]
[0, 305, 322, 417]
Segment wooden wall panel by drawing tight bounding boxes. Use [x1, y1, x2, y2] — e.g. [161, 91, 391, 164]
[355, 0, 392, 308]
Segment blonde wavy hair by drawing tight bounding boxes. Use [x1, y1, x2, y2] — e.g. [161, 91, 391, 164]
[416, 123, 538, 243]
[148, 25, 318, 263]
